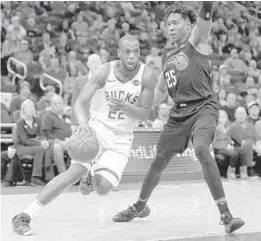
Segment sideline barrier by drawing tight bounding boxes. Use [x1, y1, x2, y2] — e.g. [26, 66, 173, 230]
[123, 129, 204, 180]
[40, 73, 63, 95]
[7, 57, 27, 84]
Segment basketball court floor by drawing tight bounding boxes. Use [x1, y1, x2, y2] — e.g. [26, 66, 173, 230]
[1, 179, 261, 241]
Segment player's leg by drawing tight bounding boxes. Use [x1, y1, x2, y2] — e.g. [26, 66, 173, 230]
[191, 110, 245, 233]
[12, 163, 87, 236]
[93, 150, 129, 195]
[113, 119, 190, 222]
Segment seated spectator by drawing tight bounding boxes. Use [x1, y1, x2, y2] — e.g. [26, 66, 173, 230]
[246, 76, 258, 96]
[1, 147, 24, 187]
[247, 101, 261, 125]
[59, 19, 76, 40]
[39, 32, 53, 53]
[248, 60, 261, 82]
[15, 99, 54, 185]
[222, 92, 237, 122]
[152, 103, 170, 129]
[16, 2, 36, 19]
[1, 30, 21, 58]
[223, 48, 248, 76]
[43, 57, 67, 90]
[256, 88, 261, 108]
[42, 95, 71, 173]
[9, 82, 37, 118]
[67, 51, 88, 76]
[119, 22, 130, 37]
[37, 85, 56, 112]
[218, 65, 232, 89]
[55, 33, 71, 57]
[25, 17, 41, 38]
[213, 110, 239, 179]
[73, 34, 92, 63]
[7, 16, 26, 41]
[45, 23, 57, 38]
[255, 120, 261, 141]
[71, 13, 89, 36]
[102, 20, 120, 57]
[13, 40, 33, 67]
[39, 46, 56, 71]
[229, 107, 258, 177]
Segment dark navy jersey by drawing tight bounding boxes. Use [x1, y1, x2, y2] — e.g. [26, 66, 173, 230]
[161, 40, 217, 106]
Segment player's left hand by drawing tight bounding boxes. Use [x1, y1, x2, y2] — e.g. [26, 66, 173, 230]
[108, 99, 129, 112]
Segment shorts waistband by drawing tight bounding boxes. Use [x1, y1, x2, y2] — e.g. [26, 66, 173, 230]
[175, 97, 211, 108]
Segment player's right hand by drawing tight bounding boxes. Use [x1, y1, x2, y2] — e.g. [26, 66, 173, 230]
[75, 122, 90, 134]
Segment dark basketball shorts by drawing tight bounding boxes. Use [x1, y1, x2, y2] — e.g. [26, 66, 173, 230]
[157, 103, 219, 156]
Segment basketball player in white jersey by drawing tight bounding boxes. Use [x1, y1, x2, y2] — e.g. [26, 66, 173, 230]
[12, 34, 157, 236]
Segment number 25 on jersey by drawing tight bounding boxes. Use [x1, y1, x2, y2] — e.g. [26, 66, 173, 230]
[165, 69, 177, 88]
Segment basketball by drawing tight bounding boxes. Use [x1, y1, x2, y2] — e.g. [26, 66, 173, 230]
[66, 130, 100, 163]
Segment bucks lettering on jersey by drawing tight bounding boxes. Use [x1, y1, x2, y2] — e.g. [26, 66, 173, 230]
[90, 61, 144, 132]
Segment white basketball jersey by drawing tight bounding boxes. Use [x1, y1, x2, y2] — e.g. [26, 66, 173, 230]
[90, 60, 145, 132]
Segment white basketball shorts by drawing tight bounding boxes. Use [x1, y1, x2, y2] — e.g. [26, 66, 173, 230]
[71, 118, 134, 187]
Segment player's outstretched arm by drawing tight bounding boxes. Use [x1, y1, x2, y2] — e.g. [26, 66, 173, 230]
[189, 1, 213, 53]
[153, 72, 168, 107]
[74, 64, 109, 124]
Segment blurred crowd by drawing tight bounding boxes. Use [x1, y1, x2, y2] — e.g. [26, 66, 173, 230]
[1, 1, 261, 186]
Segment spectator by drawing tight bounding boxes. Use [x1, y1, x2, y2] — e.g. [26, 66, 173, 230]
[73, 34, 92, 63]
[223, 48, 248, 75]
[71, 13, 88, 36]
[45, 23, 56, 38]
[15, 99, 54, 185]
[38, 46, 56, 71]
[67, 51, 88, 76]
[37, 85, 56, 112]
[248, 60, 261, 82]
[26, 17, 41, 39]
[120, 22, 130, 37]
[247, 101, 261, 125]
[218, 64, 232, 89]
[9, 82, 37, 117]
[39, 32, 53, 52]
[218, 89, 227, 106]
[222, 92, 237, 122]
[229, 107, 258, 177]
[55, 32, 71, 57]
[42, 95, 71, 174]
[256, 88, 261, 108]
[213, 110, 238, 179]
[59, 19, 76, 40]
[246, 76, 258, 96]
[44, 57, 67, 89]
[7, 16, 26, 41]
[102, 19, 120, 57]
[152, 103, 171, 129]
[1, 30, 21, 58]
[13, 40, 33, 66]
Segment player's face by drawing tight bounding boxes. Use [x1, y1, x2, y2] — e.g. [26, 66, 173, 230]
[119, 40, 140, 71]
[167, 13, 190, 43]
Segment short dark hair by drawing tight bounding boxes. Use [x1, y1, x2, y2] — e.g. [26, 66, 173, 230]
[164, 3, 197, 25]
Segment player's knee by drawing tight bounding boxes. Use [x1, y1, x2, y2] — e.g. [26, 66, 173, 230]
[194, 144, 211, 165]
[94, 174, 113, 196]
[151, 151, 171, 173]
[67, 163, 87, 184]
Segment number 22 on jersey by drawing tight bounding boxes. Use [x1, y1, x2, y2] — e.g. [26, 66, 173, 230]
[164, 69, 177, 88]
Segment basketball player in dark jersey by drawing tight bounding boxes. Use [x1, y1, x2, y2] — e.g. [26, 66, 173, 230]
[113, 2, 245, 234]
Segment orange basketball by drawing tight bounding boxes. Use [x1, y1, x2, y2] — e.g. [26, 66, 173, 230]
[66, 130, 99, 163]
